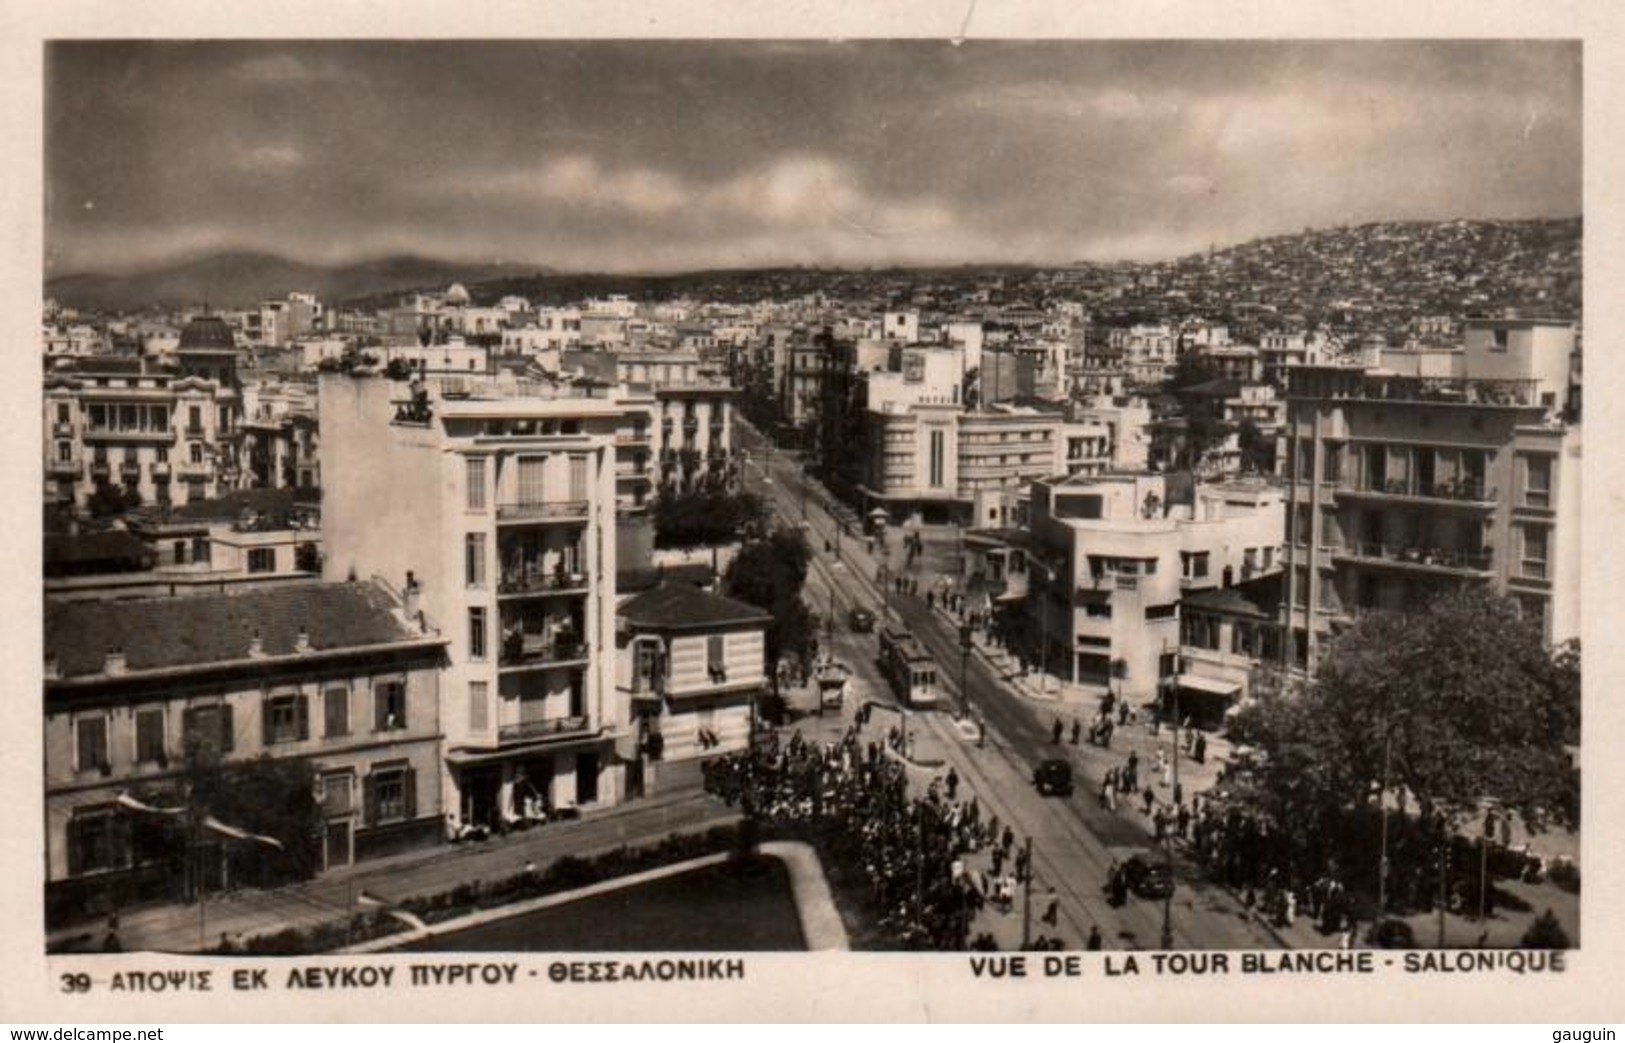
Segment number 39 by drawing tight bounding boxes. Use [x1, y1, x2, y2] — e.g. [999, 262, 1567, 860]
[60, 972, 92, 993]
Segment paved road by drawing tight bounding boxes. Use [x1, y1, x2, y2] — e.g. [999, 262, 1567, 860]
[737, 420, 1282, 950]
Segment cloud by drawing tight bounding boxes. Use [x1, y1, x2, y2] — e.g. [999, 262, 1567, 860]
[231, 53, 349, 85]
[454, 153, 955, 240]
[232, 144, 306, 172]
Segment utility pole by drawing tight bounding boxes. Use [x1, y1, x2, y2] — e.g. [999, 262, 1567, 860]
[1161, 668, 1179, 951]
[1378, 726, 1393, 918]
[1020, 836, 1034, 950]
[959, 620, 972, 722]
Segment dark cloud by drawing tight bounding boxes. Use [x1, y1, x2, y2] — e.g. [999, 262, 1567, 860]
[46, 40, 1580, 273]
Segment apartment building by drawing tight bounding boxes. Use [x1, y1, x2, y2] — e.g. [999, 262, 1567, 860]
[1281, 317, 1581, 671]
[43, 582, 446, 923]
[43, 316, 244, 509]
[320, 371, 627, 834]
[1026, 472, 1284, 702]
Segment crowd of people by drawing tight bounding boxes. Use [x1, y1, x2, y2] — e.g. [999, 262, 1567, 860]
[704, 726, 1028, 950]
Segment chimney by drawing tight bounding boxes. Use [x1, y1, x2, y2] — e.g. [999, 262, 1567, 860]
[103, 648, 127, 677]
[247, 630, 265, 659]
[404, 570, 421, 619]
[294, 626, 310, 653]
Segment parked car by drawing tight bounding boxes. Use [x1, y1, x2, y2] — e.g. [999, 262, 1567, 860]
[1122, 854, 1175, 899]
[1033, 758, 1074, 797]
[848, 607, 876, 633]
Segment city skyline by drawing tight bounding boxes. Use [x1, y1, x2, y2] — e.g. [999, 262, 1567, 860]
[48, 39, 1580, 276]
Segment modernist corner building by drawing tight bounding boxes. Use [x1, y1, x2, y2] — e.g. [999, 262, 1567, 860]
[43, 582, 448, 925]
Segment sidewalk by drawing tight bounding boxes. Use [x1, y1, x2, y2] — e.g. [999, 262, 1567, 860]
[51, 784, 740, 954]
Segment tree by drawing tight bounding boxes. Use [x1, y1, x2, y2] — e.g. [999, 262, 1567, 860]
[1521, 908, 1571, 950]
[725, 528, 818, 692]
[652, 485, 765, 550]
[1237, 419, 1276, 474]
[1311, 589, 1579, 834]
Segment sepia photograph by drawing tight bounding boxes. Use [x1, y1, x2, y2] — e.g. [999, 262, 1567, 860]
[9, 7, 1618, 1024]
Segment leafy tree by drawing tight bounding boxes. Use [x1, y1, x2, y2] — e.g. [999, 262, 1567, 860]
[1521, 908, 1571, 949]
[652, 485, 765, 549]
[725, 527, 818, 693]
[1237, 419, 1277, 474]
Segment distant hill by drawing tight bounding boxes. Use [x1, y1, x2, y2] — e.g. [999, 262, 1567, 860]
[46, 252, 536, 312]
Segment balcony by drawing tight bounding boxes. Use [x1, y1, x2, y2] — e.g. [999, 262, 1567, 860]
[496, 500, 590, 524]
[615, 432, 650, 447]
[151, 461, 171, 480]
[177, 461, 213, 479]
[498, 715, 592, 744]
[84, 427, 177, 445]
[1340, 477, 1496, 507]
[88, 460, 111, 480]
[47, 459, 81, 478]
[1334, 542, 1494, 575]
[119, 460, 142, 478]
[52, 421, 73, 438]
[500, 634, 588, 671]
[498, 568, 590, 598]
[185, 424, 207, 438]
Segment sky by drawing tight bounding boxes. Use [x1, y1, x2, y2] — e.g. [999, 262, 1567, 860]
[45, 40, 1582, 275]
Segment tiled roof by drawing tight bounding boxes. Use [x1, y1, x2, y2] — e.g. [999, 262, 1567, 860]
[618, 582, 771, 632]
[1181, 585, 1270, 620]
[45, 582, 425, 680]
[616, 563, 715, 594]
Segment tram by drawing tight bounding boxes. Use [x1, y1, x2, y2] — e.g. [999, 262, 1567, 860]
[877, 626, 942, 709]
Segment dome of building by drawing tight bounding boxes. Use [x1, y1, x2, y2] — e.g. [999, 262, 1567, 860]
[179, 314, 236, 351]
[445, 283, 471, 306]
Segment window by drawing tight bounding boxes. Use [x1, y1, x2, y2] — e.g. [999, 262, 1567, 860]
[928, 429, 945, 487]
[1523, 454, 1552, 509]
[320, 772, 354, 817]
[1182, 551, 1211, 580]
[569, 454, 588, 502]
[57, 441, 72, 463]
[191, 537, 211, 565]
[190, 442, 204, 464]
[1491, 328, 1509, 351]
[188, 405, 202, 431]
[1145, 603, 1177, 621]
[76, 715, 109, 774]
[518, 457, 546, 506]
[1321, 443, 1342, 484]
[1521, 526, 1549, 580]
[247, 548, 276, 573]
[134, 708, 165, 765]
[67, 808, 125, 876]
[468, 607, 487, 660]
[1085, 602, 1112, 619]
[324, 687, 350, 738]
[263, 694, 310, 745]
[365, 765, 415, 825]
[155, 445, 168, 463]
[375, 680, 408, 731]
[56, 402, 69, 424]
[465, 457, 486, 510]
[465, 533, 486, 587]
[183, 704, 234, 754]
[469, 681, 489, 732]
[707, 634, 727, 683]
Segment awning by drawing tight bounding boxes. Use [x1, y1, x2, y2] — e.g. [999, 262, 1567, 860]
[1177, 673, 1242, 697]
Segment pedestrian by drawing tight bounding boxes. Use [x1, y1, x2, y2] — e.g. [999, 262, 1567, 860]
[1173, 781, 1183, 808]
[1041, 888, 1059, 926]
[946, 767, 960, 801]
[1086, 925, 1103, 950]
[1101, 719, 1113, 748]
[1052, 716, 1063, 744]
[1143, 786, 1156, 816]
[1002, 825, 1014, 852]
[1099, 774, 1112, 809]
[1070, 717, 1081, 746]
[1118, 700, 1129, 726]
[1194, 733, 1207, 764]
[101, 914, 121, 953]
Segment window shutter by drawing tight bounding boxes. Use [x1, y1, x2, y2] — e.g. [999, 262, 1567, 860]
[374, 688, 386, 732]
[363, 774, 378, 827]
[66, 818, 84, 877]
[220, 704, 235, 752]
[297, 696, 310, 742]
[261, 697, 273, 747]
[403, 767, 417, 820]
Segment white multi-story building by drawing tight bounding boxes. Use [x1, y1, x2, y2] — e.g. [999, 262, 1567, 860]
[321, 371, 629, 833]
[1026, 472, 1285, 703]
